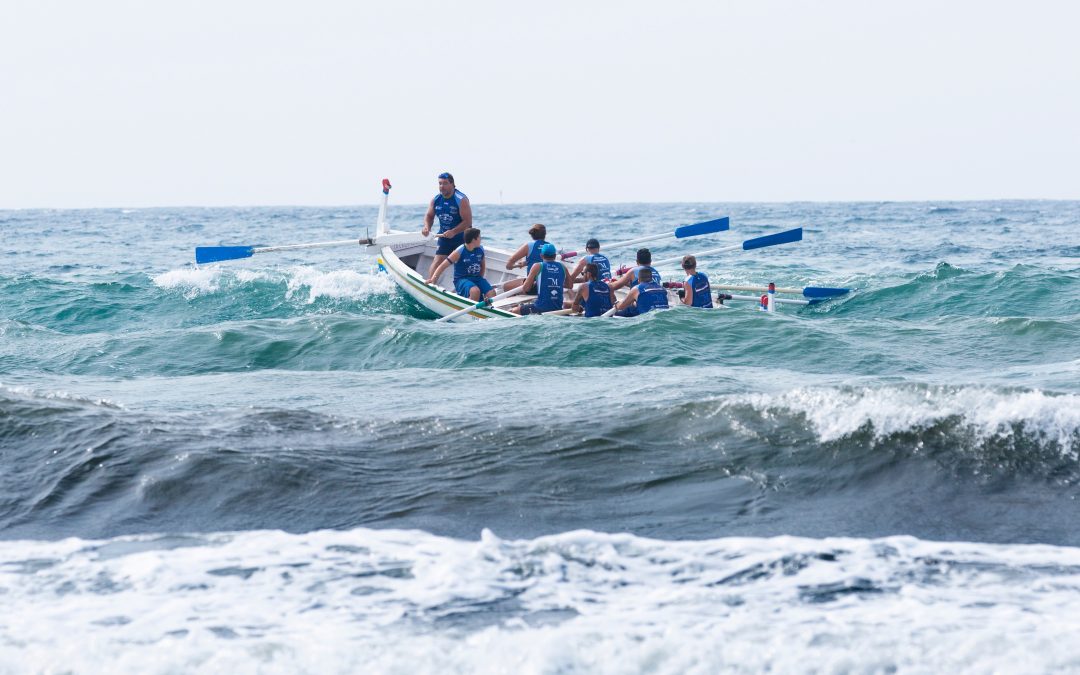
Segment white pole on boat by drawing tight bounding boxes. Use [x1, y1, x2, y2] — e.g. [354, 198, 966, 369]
[766, 282, 776, 312]
[377, 178, 391, 236]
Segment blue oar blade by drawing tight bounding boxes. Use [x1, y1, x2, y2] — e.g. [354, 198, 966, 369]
[802, 286, 849, 299]
[674, 217, 729, 239]
[195, 246, 255, 264]
[742, 227, 802, 251]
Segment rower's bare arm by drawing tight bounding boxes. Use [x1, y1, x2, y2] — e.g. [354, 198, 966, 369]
[426, 249, 459, 284]
[568, 259, 586, 283]
[571, 286, 587, 313]
[422, 199, 435, 236]
[616, 288, 638, 310]
[523, 264, 541, 293]
[563, 263, 573, 288]
[506, 243, 528, 270]
[682, 281, 694, 306]
[609, 270, 632, 291]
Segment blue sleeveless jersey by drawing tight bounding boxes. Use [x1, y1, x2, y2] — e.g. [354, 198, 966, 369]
[525, 240, 549, 270]
[535, 261, 565, 312]
[583, 280, 613, 317]
[635, 281, 669, 314]
[434, 190, 467, 235]
[632, 265, 661, 285]
[584, 253, 612, 280]
[453, 245, 484, 282]
[686, 272, 713, 308]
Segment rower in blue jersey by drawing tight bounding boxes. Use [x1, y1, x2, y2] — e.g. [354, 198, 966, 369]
[512, 243, 572, 315]
[609, 248, 661, 291]
[503, 223, 549, 292]
[568, 238, 612, 285]
[422, 172, 472, 285]
[571, 263, 616, 317]
[424, 228, 495, 301]
[614, 267, 669, 317]
[679, 255, 713, 308]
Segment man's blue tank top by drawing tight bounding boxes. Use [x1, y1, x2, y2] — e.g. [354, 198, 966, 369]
[584, 253, 612, 280]
[583, 280, 613, 317]
[686, 272, 713, 308]
[434, 190, 467, 235]
[632, 265, 661, 285]
[635, 281, 669, 314]
[453, 245, 484, 282]
[525, 240, 549, 270]
[535, 261, 565, 312]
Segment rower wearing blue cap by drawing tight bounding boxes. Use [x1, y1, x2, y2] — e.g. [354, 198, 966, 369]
[513, 243, 572, 315]
[422, 172, 472, 285]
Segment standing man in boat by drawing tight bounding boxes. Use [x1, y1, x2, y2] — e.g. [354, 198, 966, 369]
[502, 223, 549, 292]
[422, 172, 472, 285]
[425, 228, 495, 302]
[512, 243, 572, 315]
[608, 248, 661, 291]
[679, 255, 713, 308]
[567, 238, 612, 285]
[613, 267, 669, 317]
[571, 263, 616, 317]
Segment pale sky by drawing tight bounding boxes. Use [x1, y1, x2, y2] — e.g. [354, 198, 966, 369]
[2, 0, 1078, 207]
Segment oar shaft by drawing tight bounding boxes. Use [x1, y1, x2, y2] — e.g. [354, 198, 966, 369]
[653, 244, 738, 267]
[435, 286, 524, 323]
[252, 239, 365, 254]
[714, 284, 805, 295]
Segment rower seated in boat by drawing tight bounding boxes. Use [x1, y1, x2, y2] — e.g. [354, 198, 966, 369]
[425, 228, 496, 301]
[609, 248, 661, 291]
[567, 238, 612, 285]
[503, 224, 548, 292]
[680, 255, 713, 308]
[614, 267, 669, 317]
[571, 263, 616, 317]
[512, 243, 572, 315]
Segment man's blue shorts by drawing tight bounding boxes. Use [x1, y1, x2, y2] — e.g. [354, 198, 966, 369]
[455, 277, 493, 298]
[518, 302, 560, 315]
[436, 233, 464, 256]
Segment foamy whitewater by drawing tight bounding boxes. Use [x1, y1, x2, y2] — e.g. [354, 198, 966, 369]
[2, 201, 1079, 672]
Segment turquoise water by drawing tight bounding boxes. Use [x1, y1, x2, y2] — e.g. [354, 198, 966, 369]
[2, 200, 1080, 672]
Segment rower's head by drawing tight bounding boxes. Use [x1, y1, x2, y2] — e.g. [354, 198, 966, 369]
[585, 263, 600, 280]
[636, 248, 652, 265]
[529, 224, 547, 241]
[540, 243, 557, 260]
[681, 255, 697, 273]
[637, 267, 654, 284]
[437, 171, 455, 197]
[464, 227, 481, 248]
[586, 238, 600, 252]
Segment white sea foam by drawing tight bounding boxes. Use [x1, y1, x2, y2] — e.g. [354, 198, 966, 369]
[734, 385, 1080, 452]
[1, 528, 1080, 673]
[284, 266, 396, 303]
[152, 267, 222, 298]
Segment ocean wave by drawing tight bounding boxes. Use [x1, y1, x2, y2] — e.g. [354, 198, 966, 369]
[729, 385, 1080, 452]
[2, 527, 1080, 673]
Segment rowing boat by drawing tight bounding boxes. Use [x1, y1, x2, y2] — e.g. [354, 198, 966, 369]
[193, 178, 849, 319]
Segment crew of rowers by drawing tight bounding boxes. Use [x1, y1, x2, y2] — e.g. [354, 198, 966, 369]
[426, 223, 715, 317]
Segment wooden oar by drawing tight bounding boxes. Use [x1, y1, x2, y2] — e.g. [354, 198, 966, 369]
[651, 228, 803, 267]
[435, 286, 525, 323]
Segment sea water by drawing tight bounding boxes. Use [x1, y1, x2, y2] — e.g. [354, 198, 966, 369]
[2, 201, 1079, 672]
